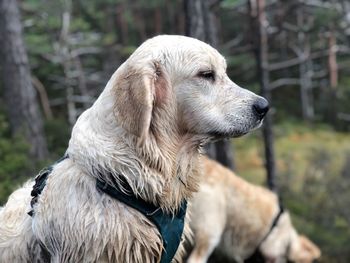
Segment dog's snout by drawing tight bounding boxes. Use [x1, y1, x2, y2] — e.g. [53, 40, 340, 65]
[253, 98, 269, 119]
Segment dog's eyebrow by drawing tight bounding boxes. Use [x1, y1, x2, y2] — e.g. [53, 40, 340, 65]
[223, 58, 227, 71]
[198, 66, 213, 72]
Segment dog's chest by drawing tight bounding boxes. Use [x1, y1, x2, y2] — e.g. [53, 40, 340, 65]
[32, 163, 164, 263]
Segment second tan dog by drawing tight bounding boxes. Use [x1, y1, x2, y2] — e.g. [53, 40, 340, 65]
[187, 157, 321, 263]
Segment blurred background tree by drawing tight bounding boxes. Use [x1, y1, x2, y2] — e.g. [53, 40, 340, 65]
[0, 0, 350, 262]
[0, 0, 48, 160]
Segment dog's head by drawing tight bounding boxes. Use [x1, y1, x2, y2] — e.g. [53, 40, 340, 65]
[259, 212, 321, 263]
[113, 35, 268, 145]
[287, 235, 321, 263]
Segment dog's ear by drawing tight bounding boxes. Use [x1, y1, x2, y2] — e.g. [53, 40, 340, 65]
[113, 61, 168, 142]
[298, 235, 321, 260]
[288, 235, 321, 262]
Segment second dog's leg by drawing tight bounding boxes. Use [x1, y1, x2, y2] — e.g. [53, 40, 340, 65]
[187, 232, 221, 263]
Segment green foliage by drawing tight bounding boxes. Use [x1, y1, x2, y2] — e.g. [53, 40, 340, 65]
[0, 114, 32, 205]
[45, 118, 71, 157]
[25, 34, 53, 55]
[314, 7, 340, 29]
[0, 113, 69, 205]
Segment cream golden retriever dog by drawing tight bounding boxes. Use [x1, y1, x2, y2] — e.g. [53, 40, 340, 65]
[0, 35, 268, 263]
[187, 157, 321, 263]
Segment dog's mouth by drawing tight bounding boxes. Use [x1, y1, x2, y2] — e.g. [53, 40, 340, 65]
[207, 118, 264, 139]
[207, 129, 248, 140]
[252, 118, 264, 130]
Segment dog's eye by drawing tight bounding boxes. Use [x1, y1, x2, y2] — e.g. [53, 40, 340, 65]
[198, 70, 215, 81]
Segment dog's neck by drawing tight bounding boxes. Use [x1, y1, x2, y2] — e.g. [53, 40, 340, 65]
[67, 84, 203, 212]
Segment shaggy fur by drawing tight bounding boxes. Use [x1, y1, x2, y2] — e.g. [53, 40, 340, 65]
[187, 157, 321, 263]
[0, 35, 267, 263]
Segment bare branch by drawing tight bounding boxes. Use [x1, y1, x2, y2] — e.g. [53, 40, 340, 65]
[312, 69, 328, 79]
[32, 76, 53, 120]
[269, 49, 331, 71]
[304, 0, 342, 11]
[70, 47, 102, 58]
[71, 95, 95, 104]
[282, 22, 299, 32]
[221, 35, 244, 50]
[49, 98, 66, 106]
[270, 78, 300, 90]
[338, 112, 350, 122]
[268, 56, 302, 71]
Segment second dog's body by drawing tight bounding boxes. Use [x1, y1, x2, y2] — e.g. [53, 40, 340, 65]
[188, 157, 321, 263]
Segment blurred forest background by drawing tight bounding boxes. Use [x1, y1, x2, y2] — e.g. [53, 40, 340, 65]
[0, 0, 350, 262]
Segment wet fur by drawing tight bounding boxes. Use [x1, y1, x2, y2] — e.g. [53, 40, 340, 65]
[0, 35, 265, 263]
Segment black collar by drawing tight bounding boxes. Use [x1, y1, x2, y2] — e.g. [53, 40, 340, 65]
[244, 202, 285, 263]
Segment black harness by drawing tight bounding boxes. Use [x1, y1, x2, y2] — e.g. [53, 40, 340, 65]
[244, 203, 286, 263]
[28, 156, 187, 263]
[28, 155, 69, 217]
[96, 178, 187, 263]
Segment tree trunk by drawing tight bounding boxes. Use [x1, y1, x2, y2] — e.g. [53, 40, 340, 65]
[327, 29, 338, 126]
[154, 7, 162, 34]
[328, 30, 338, 89]
[249, 0, 277, 191]
[133, 9, 147, 42]
[116, 3, 129, 45]
[184, 0, 219, 47]
[184, 0, 235, 170]
[206, 140, 235, 171]
[0, 0, 48, 160]
[297, 6, 314, 121]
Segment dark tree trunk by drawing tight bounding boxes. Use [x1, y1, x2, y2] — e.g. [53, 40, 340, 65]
[133, 9, 147, 42]
[184, 0, 235, 171]
[297, 6, 314, 121]
[116, 3, 129, 45]
[0, 0, 48, 160]
[175, 0, 185, 35]
[206, 140, 235, 171]
[184, 0, 219, 47]
[249, 0, 277, 191]
[154, 7, 162, 34]
[328, 30, 338, 89]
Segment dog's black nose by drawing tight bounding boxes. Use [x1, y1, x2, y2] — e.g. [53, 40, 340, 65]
[253, 98, 269, 119]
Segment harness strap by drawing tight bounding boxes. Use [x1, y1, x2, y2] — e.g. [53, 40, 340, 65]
[96, 178, 187, 263]
[28, 155, 69, 216]
[264, 202, 285, 242]
[244, 202, 285, 263]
